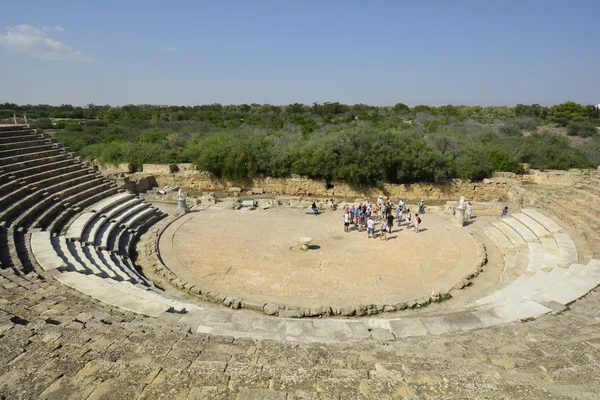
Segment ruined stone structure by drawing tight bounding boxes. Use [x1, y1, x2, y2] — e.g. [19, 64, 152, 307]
[1, 126, 600, 398]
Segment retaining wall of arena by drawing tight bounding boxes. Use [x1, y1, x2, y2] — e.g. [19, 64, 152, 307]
[100, 162, 596, 201]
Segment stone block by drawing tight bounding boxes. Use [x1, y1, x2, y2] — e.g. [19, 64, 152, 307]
[279, 309, 302, 318]
[263, 303, 280, 315]
[242, 300, 265, 312]
[252, 187, 263, 194]
[228, 187, 242, 193]
[339, 306, 355, 316]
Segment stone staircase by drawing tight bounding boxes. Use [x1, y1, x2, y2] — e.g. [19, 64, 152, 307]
[0, 126, 195, 319]
[478, 208, 599, 310]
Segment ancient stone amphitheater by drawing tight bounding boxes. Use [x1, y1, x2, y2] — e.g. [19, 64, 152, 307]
[1, 125, 599, 399]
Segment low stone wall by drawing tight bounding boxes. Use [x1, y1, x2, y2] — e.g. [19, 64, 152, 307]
[143, 211, 488, 318]
[132, 163, 518, 201]
[94, 162, 595, 202]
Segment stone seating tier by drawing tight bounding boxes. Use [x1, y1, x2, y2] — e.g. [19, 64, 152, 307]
[0, 154, 72, 174]
[0, 168, 92, 209]
[0, 147, 66, 165]
[37, 183, 119, 232]
[0, 136, 47, 150]
[0, 142, 57, 157]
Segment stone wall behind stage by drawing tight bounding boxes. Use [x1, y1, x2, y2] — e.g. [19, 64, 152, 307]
[99, 162, 594, 202]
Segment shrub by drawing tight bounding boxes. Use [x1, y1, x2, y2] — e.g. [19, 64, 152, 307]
[35, 118, 54, 129]
[567, 121, 597, 137]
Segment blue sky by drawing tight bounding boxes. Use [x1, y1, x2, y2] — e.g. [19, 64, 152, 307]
[0, 1, 598, 106]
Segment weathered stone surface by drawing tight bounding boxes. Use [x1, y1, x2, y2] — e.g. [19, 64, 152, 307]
[263, 303, 280, 315]
[279, 309, 302, 318]
[242, 300, 266, 312]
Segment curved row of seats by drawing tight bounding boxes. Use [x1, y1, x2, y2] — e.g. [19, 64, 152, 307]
[479, 207, 599, 308]
[535, 175, 600, 259]
[0, 126, 199, 317]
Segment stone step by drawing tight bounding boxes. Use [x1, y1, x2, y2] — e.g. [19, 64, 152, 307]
[0, 127, 36, 137]
[99, 197, 140, 218]
[0, 138, 48, 151]
[69, 240, 103, 276]
[55, 236, 88, 274]
[0, 154, 71, 174]
[29, 231, 67, 272]
[53, 271, 173, 317]
[121, 206, 155, 229]
[36, 183, 117, 231]
[492, 221, 527, 247]
[8, 176, 106, 230]
[95, 203, 149, 248]
[501, 217, 538, 242]
[1, 157, 74, 180]
[0, 143, 55, 158]
[65, 212, 96, 241]
[539, 237, 560, 271]
[0, 148, 64, 166]
[553, 233, 578, 267]
[88, 192, 135, 214]
[0, 133, 41, 143]
[526, 243, 545, 274]
[97, 249, 131, 282]
[512, 213, 551, 238]
[528, 274, 600, 306]
[80, 244, 118, 280]
[521, 209, 563, 234]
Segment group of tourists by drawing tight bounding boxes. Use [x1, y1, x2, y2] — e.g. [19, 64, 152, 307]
[341, 197, 424, 239]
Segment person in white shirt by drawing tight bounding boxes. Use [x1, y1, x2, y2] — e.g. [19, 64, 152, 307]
[367, 217, 375, 238]
[344, 211, 350, 232]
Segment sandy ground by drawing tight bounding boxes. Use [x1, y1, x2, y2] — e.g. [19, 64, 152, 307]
[161, 206, 480, 309]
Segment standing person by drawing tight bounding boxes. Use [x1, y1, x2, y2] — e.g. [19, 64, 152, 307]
[501, 206, 509, 218]
[466, 202, 473, 221]
[311, 201, 319, 215]
[406, 208, 411, 227]
[367, 217, 375, 238]
[399, 199, 405, 212]
[380, 222, 388, 241]
[414, 213, 421, 233]
[357, 209, 364, 231]
[418, 199, 425, 214]
[380, 202, 387, 220]
[350, 206, 356, 224]
[343, 210, 350, 232]
[395, 203, 402, 222]
[386, 212, 394, 234]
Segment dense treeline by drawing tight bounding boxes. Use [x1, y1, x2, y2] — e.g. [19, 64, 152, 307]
[3, 101, 599, 186]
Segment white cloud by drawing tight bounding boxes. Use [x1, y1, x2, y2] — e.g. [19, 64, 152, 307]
[0, 24, 92, 62]
[160, 46, 177, 52]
